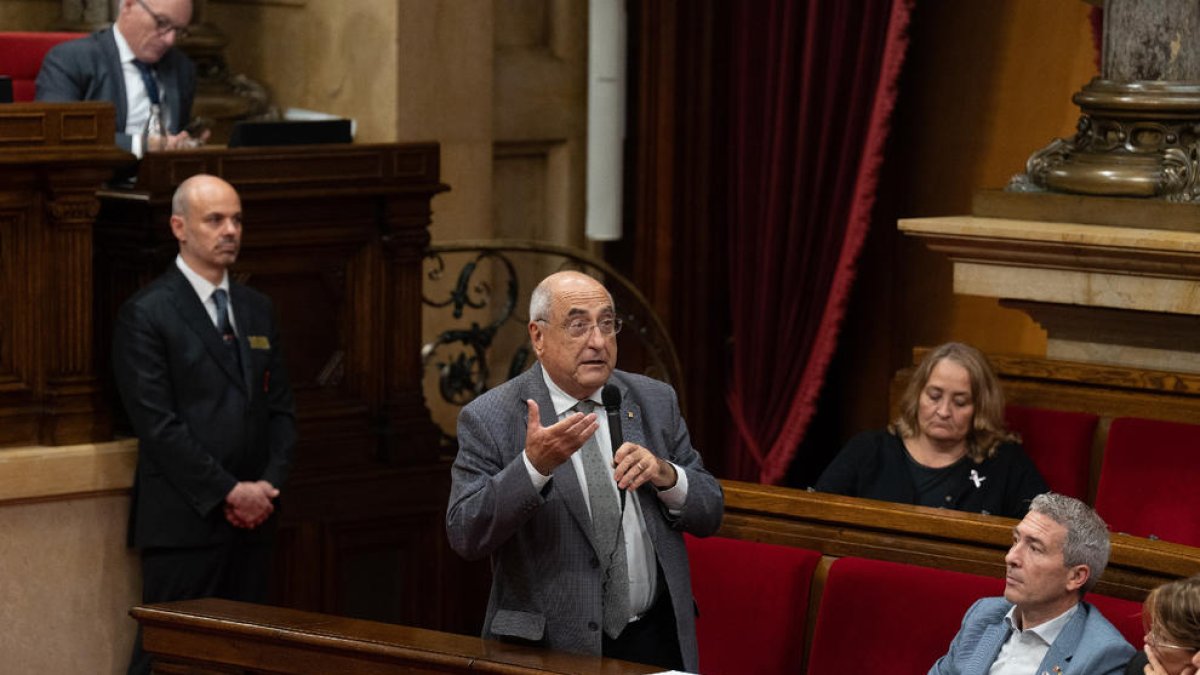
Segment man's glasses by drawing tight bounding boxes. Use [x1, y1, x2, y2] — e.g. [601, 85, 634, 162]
[537, 316, 623, 339]
[136, 0, 190, 38]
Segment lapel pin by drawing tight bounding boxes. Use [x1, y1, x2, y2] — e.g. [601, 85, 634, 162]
[626, 411, 634, 418]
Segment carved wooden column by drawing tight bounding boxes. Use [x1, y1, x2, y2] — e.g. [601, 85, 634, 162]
[380, 179, 441, 464]
[42, 174, 108, 443]
[0, 102, 130, 446]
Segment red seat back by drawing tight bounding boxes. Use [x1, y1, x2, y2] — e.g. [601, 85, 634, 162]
[1095, 417, 1200, 547]
[806, 557, 1004, 675]
[1005, 404, 1098, 500]
[1087, 592, 1144, 649]
[0, 32, 86, 101]
[686, 534, 821, 675]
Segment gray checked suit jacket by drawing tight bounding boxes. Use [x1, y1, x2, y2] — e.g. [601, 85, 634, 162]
[35, 27, 196, 152]
[929, 597, 1134, 675]
[446, 365, 724, 672]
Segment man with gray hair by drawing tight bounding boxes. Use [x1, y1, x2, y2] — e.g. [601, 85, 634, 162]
[930, 492, 1134, 674]
[36, 0, 204, 154]
[447, 270, 723, 671]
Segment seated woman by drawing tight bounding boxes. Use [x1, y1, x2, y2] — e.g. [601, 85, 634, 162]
[1127, 575, 1200, 675]
[814, 341, 1047, 518]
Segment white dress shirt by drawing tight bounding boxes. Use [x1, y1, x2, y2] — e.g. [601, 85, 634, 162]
[113, 22, 157, 157]
[175, 255, 236, 334]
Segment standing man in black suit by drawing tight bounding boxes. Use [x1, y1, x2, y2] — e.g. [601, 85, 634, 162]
[112, 174, 295, 675]
[35, 0, 205, 154]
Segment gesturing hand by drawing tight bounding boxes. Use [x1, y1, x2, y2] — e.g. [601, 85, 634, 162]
[524, 399, 598, 476]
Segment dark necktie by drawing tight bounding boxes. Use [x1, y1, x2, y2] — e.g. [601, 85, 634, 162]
[213, 289, 243, 376]
[212, 289, 236, 344]
[574, 399, 630, 638]
[132, 60, 160, 105]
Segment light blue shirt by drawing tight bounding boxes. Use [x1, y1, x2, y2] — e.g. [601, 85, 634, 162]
[989, 603, 1078, 675]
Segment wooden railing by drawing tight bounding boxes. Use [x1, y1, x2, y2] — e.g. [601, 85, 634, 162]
[719, 479, 1200, 601]
[132, 483, 1200, 672]
[134, 598, 657, 675]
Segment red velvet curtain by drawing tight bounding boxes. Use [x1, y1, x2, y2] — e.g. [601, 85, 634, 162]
[725, 0, 914, 484]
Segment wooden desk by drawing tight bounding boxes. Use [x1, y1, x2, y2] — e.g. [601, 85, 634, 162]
[0, 101, 131, 446]
[133, 598, 658, 675]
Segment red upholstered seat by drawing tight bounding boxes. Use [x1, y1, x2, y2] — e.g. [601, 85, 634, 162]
[685, 534, 821, 675]
[1095, 417, 1200, 547]
[1087, 592, 1144, 649]
[1005, 404, 1099, 500]
[0, 32, 86, 101]
[806, 556, 1004, 675]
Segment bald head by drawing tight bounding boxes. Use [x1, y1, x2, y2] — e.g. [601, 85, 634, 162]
[528, 271, 618, 399]
[529, 271, 613, 322]
[172, 174, 235, 217]
[170, 174, 242, 285]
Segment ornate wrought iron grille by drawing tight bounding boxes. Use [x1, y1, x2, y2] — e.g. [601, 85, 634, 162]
[421, 240, 682, 443]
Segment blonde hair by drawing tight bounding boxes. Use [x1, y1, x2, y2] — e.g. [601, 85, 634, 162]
[1145, 575, 1200, 649]
[890, 342, 1014, 462]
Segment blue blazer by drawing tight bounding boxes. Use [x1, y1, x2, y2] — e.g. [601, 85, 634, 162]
[35, 27, 195, 151]
[446, 364, 724, 673]
[930, 597, 1134, 675]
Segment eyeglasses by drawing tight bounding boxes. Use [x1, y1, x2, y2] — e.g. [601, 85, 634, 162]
[135, 0, 190, 38]
[1146, 632, 1199, 653]
[536, 316, 623, 339]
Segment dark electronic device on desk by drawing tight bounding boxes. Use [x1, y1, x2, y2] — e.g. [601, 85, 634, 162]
[0, 76, 13, 103]
[227, 119, 352, 147]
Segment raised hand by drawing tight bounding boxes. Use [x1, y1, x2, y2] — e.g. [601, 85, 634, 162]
[524, 399, 598, 476]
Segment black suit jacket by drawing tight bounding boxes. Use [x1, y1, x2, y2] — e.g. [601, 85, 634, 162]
[113, 266, 295, 548]
[35, 27, 195, 151]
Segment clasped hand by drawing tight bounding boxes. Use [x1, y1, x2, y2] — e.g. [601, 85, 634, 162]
[224, 480, 279, 529]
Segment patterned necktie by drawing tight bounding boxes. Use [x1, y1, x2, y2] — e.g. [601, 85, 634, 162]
[575, 399, 630, 638]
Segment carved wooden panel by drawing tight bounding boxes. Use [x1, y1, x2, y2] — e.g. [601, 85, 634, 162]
[0, 102, 128, 446]
[94, 143, 459, 628]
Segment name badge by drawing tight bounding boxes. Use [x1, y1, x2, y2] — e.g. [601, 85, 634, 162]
[249, 335, 271, 350]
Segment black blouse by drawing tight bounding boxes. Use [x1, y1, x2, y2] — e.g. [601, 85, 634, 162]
[813, 429, 1049, 518]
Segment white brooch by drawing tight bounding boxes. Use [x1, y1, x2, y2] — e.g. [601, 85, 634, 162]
[969, 469, 987, 488]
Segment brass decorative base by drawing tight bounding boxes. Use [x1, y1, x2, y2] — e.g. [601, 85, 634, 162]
[1012, 78, 1200, 201]
[185, 23, 271, 144]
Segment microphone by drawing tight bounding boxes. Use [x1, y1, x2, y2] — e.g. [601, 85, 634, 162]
[601, 383, 627, 512]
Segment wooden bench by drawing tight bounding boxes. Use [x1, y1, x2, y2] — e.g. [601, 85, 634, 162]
[133, 598, 659, 675]
[134, 482, 1200, 674]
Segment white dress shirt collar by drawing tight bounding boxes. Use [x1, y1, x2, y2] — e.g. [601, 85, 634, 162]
[541, 367, 602, 415]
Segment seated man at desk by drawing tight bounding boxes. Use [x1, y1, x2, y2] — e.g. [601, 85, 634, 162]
[35, 0, 204, 155]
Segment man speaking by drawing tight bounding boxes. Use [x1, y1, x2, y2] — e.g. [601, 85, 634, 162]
[447, 271, 724, 671]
